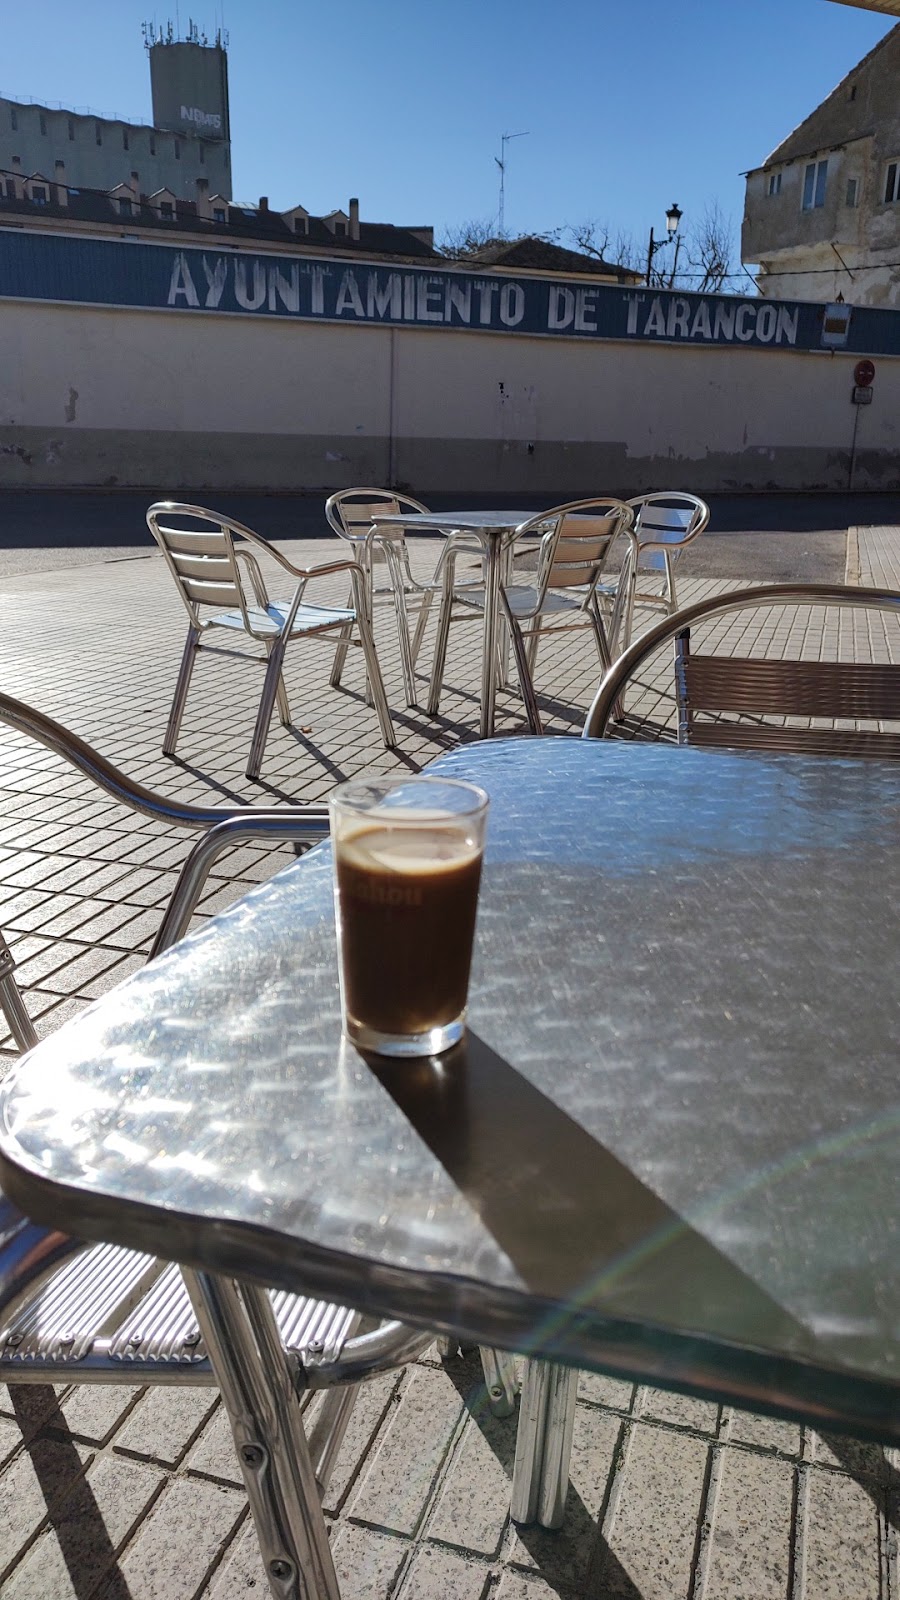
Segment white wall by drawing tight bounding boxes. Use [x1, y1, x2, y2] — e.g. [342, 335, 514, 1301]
[1, 298, 897, 492]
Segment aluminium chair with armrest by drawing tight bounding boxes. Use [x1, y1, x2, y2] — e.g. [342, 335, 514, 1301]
[0, 691, 435, 1599]
[325, 487, 484, 707]
[621, 491, 709, 649]
[148, 501, 395, 781]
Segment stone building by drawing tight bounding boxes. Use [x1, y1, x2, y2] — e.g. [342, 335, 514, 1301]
[0, 26, 231, 205]
[741, 23, 900, 305]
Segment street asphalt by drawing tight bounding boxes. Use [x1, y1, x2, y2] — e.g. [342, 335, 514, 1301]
[3, 487, 894, 581]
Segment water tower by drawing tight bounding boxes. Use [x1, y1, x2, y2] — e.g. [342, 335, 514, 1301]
[145, 20, 230, 146]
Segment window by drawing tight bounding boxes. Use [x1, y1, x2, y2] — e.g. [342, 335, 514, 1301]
[884, 161, 900, 203]
[294, 215, 307, 233]
[31, 185, 48, 204]
[213, 207, 226, 222]
[174, 140, 180, 160]
[846, 177, 859, 208]
[849, 84, 857, 102]
[802, 159, 828, 210]
[334, 220, 347, 236]
[10, 109, 17, 132]
[123, 129, 129, 151]
[767, 172, 782, 197]
[118, 197, 133, 215]
[149, 134, 156, 155]
[159, 200, 174, 218]
[68, 119, 74, 141]
[39, 113, 46, 136]
[95, 122, 102, 146]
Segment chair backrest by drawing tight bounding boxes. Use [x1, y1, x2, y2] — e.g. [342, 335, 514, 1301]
[324, 488, 430, 547]
[147, 502, 266, 635]
[583, 583, 900, 756]
[515, 499, 634, 603]
[627, 493, 709, 573]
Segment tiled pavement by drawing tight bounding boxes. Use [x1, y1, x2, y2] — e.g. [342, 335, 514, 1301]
[0, 525, 898, 1599]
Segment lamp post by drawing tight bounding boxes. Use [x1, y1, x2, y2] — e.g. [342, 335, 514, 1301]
[645, 202, 683, 286]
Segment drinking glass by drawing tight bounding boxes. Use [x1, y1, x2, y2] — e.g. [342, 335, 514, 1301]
[329, 775, 489, 1058]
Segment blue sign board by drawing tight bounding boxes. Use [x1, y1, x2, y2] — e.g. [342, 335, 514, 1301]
[3, 227, 900, 356]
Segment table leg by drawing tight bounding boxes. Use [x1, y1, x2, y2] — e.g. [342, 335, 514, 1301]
[510, 1360, 578, 1530]
[182, 1268, 341, 1600]
[480, 536, 502, 738]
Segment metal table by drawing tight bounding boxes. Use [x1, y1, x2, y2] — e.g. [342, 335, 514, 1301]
[372, 510, 534, 736]
[2, 740, 900, 1589]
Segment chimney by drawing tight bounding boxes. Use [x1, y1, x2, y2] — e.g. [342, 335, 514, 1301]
[349, 196, 360, 241]
[130, 169, 141, 201]
[54, 158, 68, 207]
[259, 195, 269, 213]
[11, 155, 23, 200]
[195, 175, 210, 217]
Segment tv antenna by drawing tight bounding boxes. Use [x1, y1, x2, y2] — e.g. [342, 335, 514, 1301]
[495, 130, 529, 236]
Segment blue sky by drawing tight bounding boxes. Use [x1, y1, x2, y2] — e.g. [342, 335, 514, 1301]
[2, 0, 893, 258]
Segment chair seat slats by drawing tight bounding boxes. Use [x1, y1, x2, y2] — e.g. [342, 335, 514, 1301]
[1, 1243, 161, 1361]
[681, 655, 900, 720]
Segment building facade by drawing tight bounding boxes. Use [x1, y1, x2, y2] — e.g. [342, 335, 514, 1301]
[742, 24, 900, 305]
[0, 27, 231, 204]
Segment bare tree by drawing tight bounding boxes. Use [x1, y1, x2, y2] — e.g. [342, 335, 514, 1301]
[682, 202, 734, 293]
[565, 220, 643, 273]
[439, 217, 505, 258]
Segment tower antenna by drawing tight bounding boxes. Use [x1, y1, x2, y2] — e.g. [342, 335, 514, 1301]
[495, 130, 529, 236]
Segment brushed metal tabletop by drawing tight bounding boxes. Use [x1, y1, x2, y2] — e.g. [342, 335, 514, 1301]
[2, 741, 899, 1440]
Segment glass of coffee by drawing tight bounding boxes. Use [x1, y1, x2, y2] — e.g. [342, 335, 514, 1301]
[329, 775, 489, 1058]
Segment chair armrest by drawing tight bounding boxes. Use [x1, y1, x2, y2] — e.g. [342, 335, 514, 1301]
[234, 548, 271, 611]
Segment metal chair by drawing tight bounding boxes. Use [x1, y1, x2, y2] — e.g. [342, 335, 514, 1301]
[325, 488, 482, 708]
[584, 582, 900, 747]
[622, 492, 709, 647]
[428, 498, 635, 734]
[147, 501, 395, 781]
[0, 691, 437, 1600]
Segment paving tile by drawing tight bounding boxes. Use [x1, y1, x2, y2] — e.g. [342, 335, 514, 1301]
[577, 1374, 635, 1413]
[321, 1369, 405, 1513]
[94, 1476, 246, 1600]
[591, 1421, 708, 1599]
[495, 1572, 580, 1599]
[397, 1542, 490, 1599]
[51, 1384, 144, 1445]
[426, 1403, 515, 1556]
[728, 1407, 802, 1456]
[184, 1401, 243, 1486]
[0, 1431, 93, 1577]
[801, 1467, 883, 1599]
[348, 1365, 464, 1536]
[702, 1445, 794, 1599]
[113, 1387, 220, 1468]
[1, 1453, 165, 1600]
[638, 1386, 720, 1434]
[331, 1522, 409, 1600]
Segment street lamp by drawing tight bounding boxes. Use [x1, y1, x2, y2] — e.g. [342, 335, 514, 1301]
[646, 202, 683, 286]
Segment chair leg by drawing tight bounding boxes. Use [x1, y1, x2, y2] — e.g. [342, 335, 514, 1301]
[410, 589, 435, 670]
[182, 1269, 341, 1600]
[247, 641, 286, 781]
[0, 932, 38, 1052]
[330, 590, 355, 688]
[666, 554, 678, 614]
[392, 581, 418, 709]
[511, 1360, 578, 1530]
[504, 607, 543, 735]
[427, 579, 454, 716]
[355, 612, 396, 750]
[479, 1346, 518, 1419]
[163, 626, 200, 756]
[264, 641, 292, 727]
[526, 617, 542, 676]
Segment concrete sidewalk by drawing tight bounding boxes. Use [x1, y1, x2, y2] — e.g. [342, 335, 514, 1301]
[0, 527, 898, 1599]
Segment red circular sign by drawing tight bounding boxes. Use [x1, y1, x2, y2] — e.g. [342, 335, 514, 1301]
[854, 359, 876, 387]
